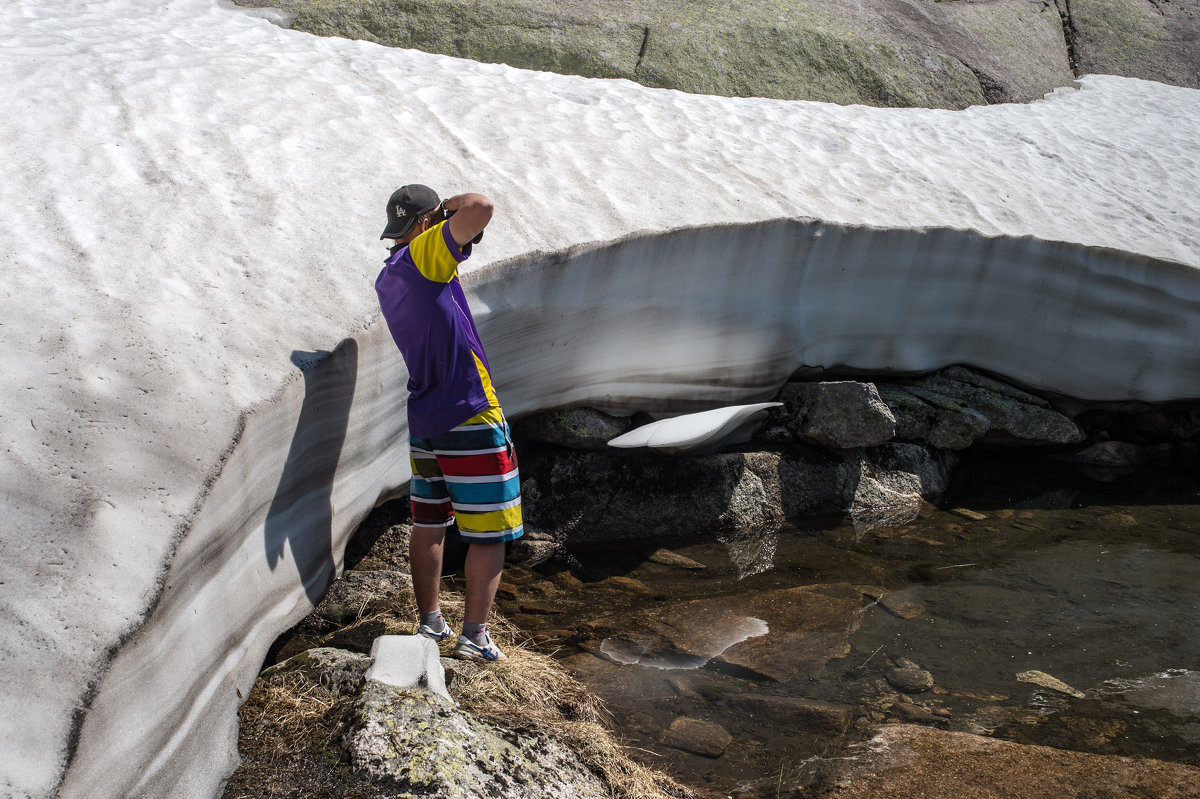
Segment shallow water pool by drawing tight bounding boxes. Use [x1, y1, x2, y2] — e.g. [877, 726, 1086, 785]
[499, 452, 1200, 796]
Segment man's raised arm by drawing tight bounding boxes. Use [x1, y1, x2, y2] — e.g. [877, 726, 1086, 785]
[442, 193, 493, 247]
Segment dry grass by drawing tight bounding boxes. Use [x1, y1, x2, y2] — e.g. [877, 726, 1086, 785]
[239, 670, 337, 761]
[225, 578, 693, 799]
[223, 668, 372, 799]
[441, 594, 694, 799]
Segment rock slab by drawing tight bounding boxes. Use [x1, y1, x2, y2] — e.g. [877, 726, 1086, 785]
[659, 717, 733, 758]
[344, 682, 610, 799]
[820, 724, 1200, 799]
[247, 0, 1088, 107]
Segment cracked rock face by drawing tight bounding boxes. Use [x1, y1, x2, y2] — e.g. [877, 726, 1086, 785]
[240, 0, 1081, 107]
[1067, 0, 1200, 89]
[236, 0, 1200, 103]
[252, 0, 1200, 104]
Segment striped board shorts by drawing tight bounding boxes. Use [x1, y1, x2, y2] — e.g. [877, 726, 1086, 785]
[409, 408, 524, 544]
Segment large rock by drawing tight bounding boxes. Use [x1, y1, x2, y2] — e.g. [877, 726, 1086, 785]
[313, 569, 414, 625]
[243, 0, 1085, 107]
[712, 584, 869, 682]
[880, 366, 1085, 448]
[521, 442, 953, 542]
[590, 584, 870, 682]
[877, 382, 992, 450]
[845, 443, 956, 515]
[513, 407, 635, 451]
[760, 442, 955, 521]
[521, 449, 786, 541]
[1068, 0, 1200, 89]
[262, 646, 373, 695]
[773, 368, 1088, 451]
[768, 381, 897, 448]
[818, 723, 1200, 798]
[344, 682, 610, 799]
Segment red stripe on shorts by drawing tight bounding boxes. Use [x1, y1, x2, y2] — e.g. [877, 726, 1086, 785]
[412, 499, 453, 526]
[437, 449, 517, 478]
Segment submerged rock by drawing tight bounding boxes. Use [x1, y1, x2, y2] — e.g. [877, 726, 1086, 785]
[594, 575, 654, 595]
[724, 694, 853, 736]
[344, 682, 610, 799]
[648, 548, 707, 570]
[713, 584, 868, 682]
[1017, 669, 1087, 699]
[595, 600, 770, 670]
[659, 717, 732, 758]
[876, 589, 927, 620]
[587, 584, 869, 681]
[818, 724, 1200, 799]
[886, 659, 936, 694]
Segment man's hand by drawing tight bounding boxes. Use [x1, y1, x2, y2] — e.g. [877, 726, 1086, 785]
[442, 193, 493, 247]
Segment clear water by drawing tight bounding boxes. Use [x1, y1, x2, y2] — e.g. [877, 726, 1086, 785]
[500, 452, 1200, 795]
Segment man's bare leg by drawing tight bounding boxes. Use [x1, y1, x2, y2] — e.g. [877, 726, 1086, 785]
[410, 525, 446, 615]
[462, 541, 506, 625]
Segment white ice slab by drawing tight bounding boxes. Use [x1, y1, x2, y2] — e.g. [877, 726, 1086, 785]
[607, 403, 783, 453]
[365, 636, 451, 702]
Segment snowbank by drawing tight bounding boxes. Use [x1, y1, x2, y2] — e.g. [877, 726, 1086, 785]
[0, 0, 1197, 796]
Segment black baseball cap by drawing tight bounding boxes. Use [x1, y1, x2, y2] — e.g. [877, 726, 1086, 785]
[380, 184, 441, 240]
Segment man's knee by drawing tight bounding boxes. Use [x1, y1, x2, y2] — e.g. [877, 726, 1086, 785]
[411, 524, 449, 546]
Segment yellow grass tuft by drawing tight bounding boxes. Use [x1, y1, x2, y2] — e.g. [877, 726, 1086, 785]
[442, 593, 693, 799]
[226, 579, 693, 799]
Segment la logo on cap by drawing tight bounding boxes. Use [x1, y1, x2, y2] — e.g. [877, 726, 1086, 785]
[395, 205, 407, 218]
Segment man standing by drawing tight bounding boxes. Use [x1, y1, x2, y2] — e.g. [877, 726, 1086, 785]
[375, 184, 522, 662]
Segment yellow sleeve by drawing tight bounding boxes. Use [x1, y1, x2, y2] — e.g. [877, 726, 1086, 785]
[408, 221, 464, 283]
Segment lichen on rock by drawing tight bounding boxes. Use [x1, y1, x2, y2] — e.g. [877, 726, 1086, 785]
[344, 682, 611, 799]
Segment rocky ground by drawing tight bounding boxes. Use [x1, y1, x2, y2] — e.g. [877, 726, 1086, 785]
[235, 0, 1198, 108]
[223, 510, 694, 799]
[224, 367, 1199, 798]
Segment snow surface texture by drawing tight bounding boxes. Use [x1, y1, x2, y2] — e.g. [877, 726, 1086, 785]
[1, 0, 1198, 796]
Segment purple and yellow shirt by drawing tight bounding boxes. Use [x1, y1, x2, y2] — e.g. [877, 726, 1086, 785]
[376, 221, 499, 439]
